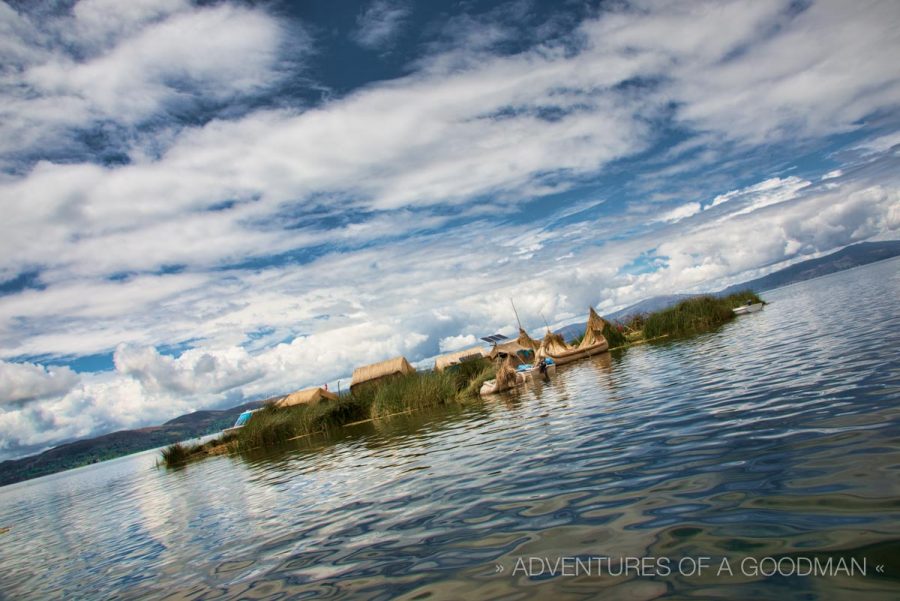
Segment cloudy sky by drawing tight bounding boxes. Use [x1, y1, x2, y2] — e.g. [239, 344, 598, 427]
[1, 0, 899, 460]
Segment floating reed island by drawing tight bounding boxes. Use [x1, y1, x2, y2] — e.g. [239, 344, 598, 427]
[161, 291, 763, 467]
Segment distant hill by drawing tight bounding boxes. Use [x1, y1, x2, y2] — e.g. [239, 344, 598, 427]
[719, 240, 900, 295]
[0, 400, 264, 487]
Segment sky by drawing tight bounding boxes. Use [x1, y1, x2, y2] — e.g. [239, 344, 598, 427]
[1, 0, 899, 461]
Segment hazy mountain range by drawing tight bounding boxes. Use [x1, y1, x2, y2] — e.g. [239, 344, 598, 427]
[2, 240, 898, 487]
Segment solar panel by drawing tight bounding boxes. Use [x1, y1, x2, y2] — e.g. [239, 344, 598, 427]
[480, 334, 509, 344]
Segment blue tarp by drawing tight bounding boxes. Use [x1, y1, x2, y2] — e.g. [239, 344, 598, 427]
[233, 410, 253, 428]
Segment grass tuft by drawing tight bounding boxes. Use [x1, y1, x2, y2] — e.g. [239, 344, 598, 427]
[161, 443, 191, 467]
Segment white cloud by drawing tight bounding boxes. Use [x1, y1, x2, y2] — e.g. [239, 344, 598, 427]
[438, 334, 478, 353]
[822, 169, 843, 180]
[353, 0, 411, 50]
[25, 5, 284, 119]
[0, 360, 79, 405]
[0, 1, 297, 166]
[113, 344, 264, 395]
[851, 130, 900, 155]
[656, 202, 702, 223]
[707, 176, 811, 217]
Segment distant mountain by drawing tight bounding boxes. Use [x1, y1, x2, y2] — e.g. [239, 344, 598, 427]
[719, 240, 900, 295]
[0, 400, 265, 487]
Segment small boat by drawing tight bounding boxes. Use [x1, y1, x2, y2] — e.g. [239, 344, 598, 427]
[733, 302, 763, 315]
[536, 307, 610, 366]
[480, 355, 538, 395]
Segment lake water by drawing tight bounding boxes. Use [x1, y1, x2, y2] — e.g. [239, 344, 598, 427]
[1, 258, 899, 600]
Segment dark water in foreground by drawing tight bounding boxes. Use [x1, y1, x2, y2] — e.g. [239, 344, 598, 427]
[2, 259, 899, 600]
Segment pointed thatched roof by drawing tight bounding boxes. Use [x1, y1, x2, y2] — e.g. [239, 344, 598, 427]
[276, 386, 339, 408]
[434, 346, 488, 372]
[489, 328, 540, 361]
[351, 356, 414, 390]
[578, 307, 609, 349]
[516, 327, 540, 351]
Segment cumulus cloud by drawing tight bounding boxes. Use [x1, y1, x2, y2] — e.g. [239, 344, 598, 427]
[0, 360, 79, 405]
[0, 0, 298, 169]
[438, 334, 478, 353]
[113, 344, 264, 395]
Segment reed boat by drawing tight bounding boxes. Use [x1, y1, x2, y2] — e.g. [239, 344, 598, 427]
[536, 307, 610, 365]
[733, 302, 764, 315]
[538, 339, 609, 365]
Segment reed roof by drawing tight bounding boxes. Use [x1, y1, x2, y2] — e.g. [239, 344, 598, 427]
[434, 346, 487, 372]
[351, 356, 414, 388]
[276, 387, 339, 408]
[516, 328, 541, 350]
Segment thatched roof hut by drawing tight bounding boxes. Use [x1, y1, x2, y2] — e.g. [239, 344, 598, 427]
[434, 346, 487, 372]
[275, 386, 339, 408]
[489, 328, 540, 362]
[578, 307, 609, 349]
[350, 356, 414, 391]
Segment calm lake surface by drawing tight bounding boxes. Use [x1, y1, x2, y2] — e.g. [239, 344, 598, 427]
[2, 259, 899, 600]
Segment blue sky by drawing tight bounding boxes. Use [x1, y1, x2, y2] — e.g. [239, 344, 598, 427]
[1, 0, 899, 460]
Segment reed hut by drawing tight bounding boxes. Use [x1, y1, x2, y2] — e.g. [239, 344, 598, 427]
[434, 346, 488, 372]
[350, 356, 415, 392]
[488, 328, 540, 362]
[275, 386, 339, 408]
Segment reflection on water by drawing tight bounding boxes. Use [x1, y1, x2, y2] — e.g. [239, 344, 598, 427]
[1, 259, 899, 600]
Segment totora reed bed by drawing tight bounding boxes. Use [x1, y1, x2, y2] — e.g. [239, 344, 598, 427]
[160, 293, 762, 468]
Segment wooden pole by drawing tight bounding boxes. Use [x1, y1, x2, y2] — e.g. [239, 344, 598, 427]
[510, 298, 523, 331]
